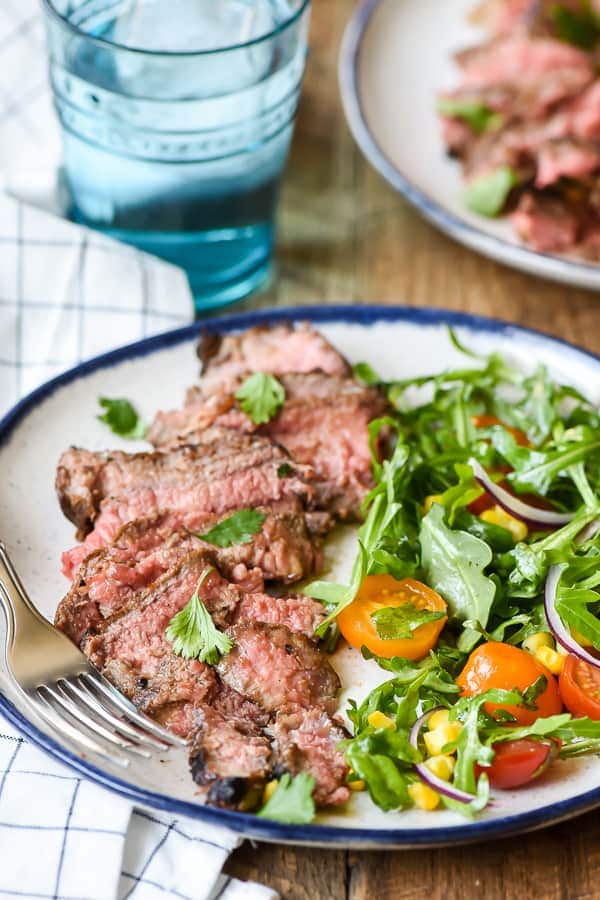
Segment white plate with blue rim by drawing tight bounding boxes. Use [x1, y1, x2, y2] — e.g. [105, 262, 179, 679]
[338, 0, 600, 291]
[0, 304, 599, 848]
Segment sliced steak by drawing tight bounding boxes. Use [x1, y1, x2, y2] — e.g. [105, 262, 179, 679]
[189, 686, 272, 809]
[58, 428, 319, 580]
[57, 524, 325, 648]
[85, 552, 221, 733]
[149, 372, 387, 520]
[271, 708, 350, 807]
[217, 622, 340, 716]
[512, 190, 582, 251]
[197, 322, 351, 395]
[535, 139, 600, 189]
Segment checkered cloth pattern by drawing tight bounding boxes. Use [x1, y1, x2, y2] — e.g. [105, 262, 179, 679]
[0, 3, 278, 899]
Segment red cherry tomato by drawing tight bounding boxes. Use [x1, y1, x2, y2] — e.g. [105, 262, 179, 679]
[477, 738, 561, 789]
[471, 415, 529, 447]
[559, 655, 600, 720]
[457, 642, 563, 725]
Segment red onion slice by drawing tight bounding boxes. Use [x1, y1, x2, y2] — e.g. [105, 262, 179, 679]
[544, 565, 600, 671]
[468, 458, 573, 527]
[409, 708, 478, 804]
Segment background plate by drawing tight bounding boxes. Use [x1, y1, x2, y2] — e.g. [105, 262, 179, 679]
[339, 0, 600, 291]
[1, 304, 600, 848]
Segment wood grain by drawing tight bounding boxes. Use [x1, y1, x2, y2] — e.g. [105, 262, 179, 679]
[227, 0, 600, 896]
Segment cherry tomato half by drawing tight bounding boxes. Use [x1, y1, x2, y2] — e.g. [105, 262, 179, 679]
[457, 642, 563, 725]
[338, 575, 448, 660]
[559, 654, 600, 720]
[477, 737, 561, 789]
[471, 415, 529, 447]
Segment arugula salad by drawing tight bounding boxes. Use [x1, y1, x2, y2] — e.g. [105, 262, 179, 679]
[304, 332, 600, 818]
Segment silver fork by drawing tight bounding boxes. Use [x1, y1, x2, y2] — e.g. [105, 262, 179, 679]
[0, 542, 187, 766]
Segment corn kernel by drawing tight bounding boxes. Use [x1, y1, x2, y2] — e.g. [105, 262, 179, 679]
[408, 782, 440, 811]
[263, 780, 279, 803]
[535, 645, 565, 675]
[572, 627, 590, 646]
[522, 632, 554, 655]
[424, 722, 463, 756]
[480, 505, 528, 542]
[368, 711, 396, 730]
[427, 709, 450, 730]
[424, 494, 443, 513]
[424, 754, 455, 782]
[348, 779, 366, 792]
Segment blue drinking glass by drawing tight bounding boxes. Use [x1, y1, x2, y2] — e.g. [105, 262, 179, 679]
[41, 0, 311, 312]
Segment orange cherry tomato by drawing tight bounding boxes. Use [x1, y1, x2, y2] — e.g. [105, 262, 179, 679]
[457, 642, 563, 725]
[559, 654, 600, 720]
[476, 737, 561, 789]
[471, 415, 529, 447]
[338, 575, 448, 660]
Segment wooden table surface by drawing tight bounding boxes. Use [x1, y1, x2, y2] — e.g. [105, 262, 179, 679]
[226, 1, 600, 896]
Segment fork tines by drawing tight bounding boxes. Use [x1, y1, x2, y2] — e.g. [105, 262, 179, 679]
[29, 670, 187, 767]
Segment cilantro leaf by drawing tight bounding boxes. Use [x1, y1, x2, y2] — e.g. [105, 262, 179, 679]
[464, 166, 519, 217]
[97, 397, 147, 439]
[257, 773, 316, 824]
[353, 362, 382, 385]
[235, 372, 285, 424]
[438, 98, 503, 134]
[165, 568, 233, 664]
[197, 509, 266, 548]
[370, 603, 445, 640]
[419, 503, 496, 627]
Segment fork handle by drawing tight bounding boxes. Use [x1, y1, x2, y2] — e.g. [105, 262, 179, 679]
[0, 542, 47, 648]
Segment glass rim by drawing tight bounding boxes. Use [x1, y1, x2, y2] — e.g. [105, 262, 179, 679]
[41, 0, 311, 57]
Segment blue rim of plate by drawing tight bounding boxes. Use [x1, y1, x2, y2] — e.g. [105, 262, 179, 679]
[338, 0, 600, 289]
[1, 303, 599, 848]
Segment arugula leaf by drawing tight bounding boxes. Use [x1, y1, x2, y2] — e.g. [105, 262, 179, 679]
[343, 746, 411, 811]
[489, 426, 600, 496]
[97, 397, 147, 439]
[235, 372, 285, 424]
[197, 509, 266, 548]
[438, 98, 503, 133]
[464, 167, 519, 217]
[370, 604, 445, 640]
[550, 3, 600, 48]
[419, 503, 496, 626]
[277, 462, 294, 478]
[257, 773, 315, 824]
[165, 568, 233, 663]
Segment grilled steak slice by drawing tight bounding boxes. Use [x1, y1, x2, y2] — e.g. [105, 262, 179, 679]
[217, 622, 340, 716]
[149, 372, 388, 520]
[271, 708, 350, 807]
[58, 428, 319, 580]
[85, 552, 220, 734]
[197, 322, 351, 395]
[189, 687, 272, 809]
[57, 520, 325, 647]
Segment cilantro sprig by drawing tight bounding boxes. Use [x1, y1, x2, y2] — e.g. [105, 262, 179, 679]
[198, 509, 266, 548]
[370, 603, 445, 640]
[235, 372, 285, 424]
[165, 568, 233, 664]
[97, 397, 147, 439]
[257, 773, 316, 824]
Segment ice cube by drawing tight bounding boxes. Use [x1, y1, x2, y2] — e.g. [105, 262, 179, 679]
[111, 0, 283, 98]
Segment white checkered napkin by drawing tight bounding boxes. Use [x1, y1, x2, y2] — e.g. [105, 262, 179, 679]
[0, 721, 278, 900]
